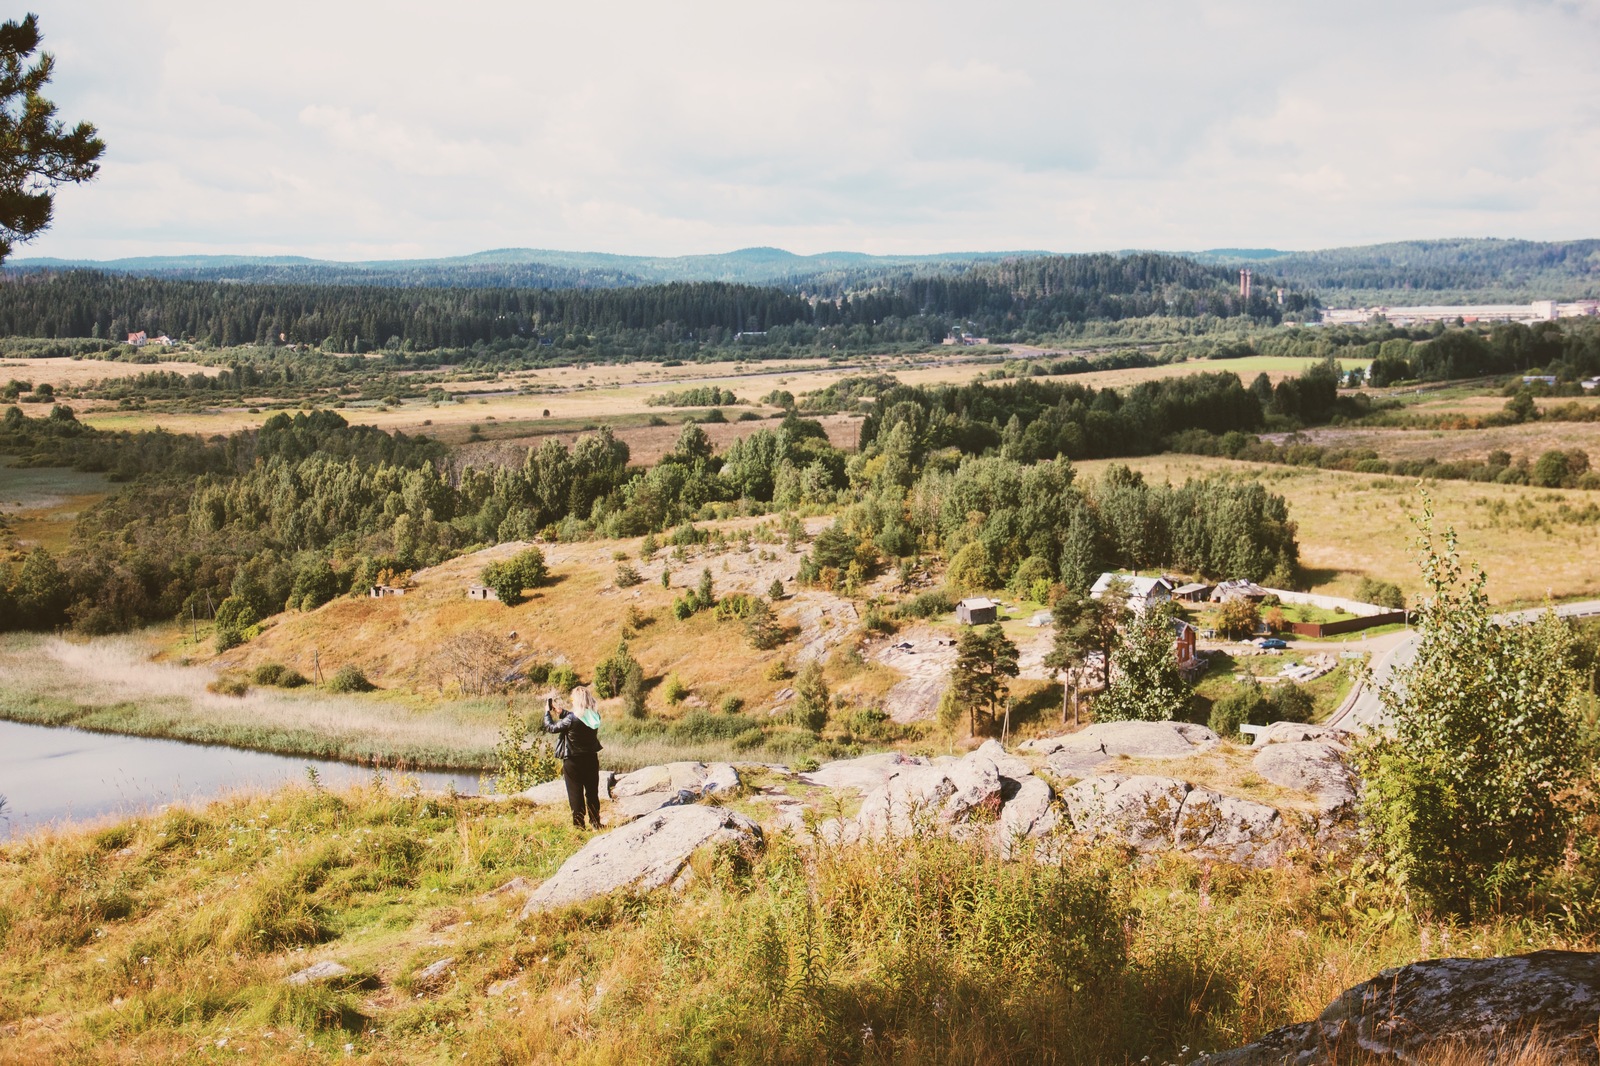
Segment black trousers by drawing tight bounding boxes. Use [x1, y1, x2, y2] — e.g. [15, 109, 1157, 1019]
[562, 753, 601, 828]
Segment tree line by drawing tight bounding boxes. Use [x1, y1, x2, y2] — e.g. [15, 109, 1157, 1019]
[0, 253, 1294, 356]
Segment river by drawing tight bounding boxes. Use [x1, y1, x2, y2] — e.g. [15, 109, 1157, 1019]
[0, 718, 480, 838]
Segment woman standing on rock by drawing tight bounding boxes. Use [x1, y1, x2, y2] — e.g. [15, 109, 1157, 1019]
[543, 688, 604, 830]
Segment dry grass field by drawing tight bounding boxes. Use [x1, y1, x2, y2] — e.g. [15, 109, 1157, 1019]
[1075, 454, 1600, 605]
[71, 352, 1365, 440]
[0, 355, 222, 387]
[1268, 420, 1600, 464]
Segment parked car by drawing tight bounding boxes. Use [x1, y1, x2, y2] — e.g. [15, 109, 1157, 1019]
[1259, 638, 1288, 650]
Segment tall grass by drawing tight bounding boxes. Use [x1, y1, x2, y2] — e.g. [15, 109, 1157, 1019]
[0, 780, 1594, 1064]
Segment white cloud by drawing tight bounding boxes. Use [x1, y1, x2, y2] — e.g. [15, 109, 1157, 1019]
[19, 0, 1600, 259]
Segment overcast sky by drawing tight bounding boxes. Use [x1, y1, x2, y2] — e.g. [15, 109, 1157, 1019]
[20, 0, 1600, 261]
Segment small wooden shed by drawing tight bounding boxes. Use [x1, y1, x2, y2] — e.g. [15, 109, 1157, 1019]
[956, 597, 999, 625]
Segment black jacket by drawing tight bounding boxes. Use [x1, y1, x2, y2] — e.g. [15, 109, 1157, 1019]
[542, 711, 603, 759]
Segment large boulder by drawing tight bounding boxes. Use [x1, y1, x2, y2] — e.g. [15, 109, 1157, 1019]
[1060, 774, 1191, 852]
[700, 763, 742, 797]
[612, 761, 708, 798]
[1199, 950, 1600, 1065]
[854, 743, 1010, 840]
[519, 805, 763, 916]
[1173, 788, 1284, 866]
[1253, 741, 1357, 811]
[992, 774, 1060, 859]
[966, 738, 1032, 779]
[608, 790, 694, 823]
[1059, 774, 1284, 865]
[1031, 721, 1221, 777]
[798, 751, 929, 795]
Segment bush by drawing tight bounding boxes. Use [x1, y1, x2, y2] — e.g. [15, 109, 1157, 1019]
[547, 664, 579, 695]
[719, 695, 744, 715]
[895, 590, 953, 620]
[252, 662, 309, 688]
[1353, 576, 1407, 610]
[326, 665, 375, 693]
[593, 638, 641, 700]
[615, 563, 644, 588]
[1267, 682, 1314, 723]
[207, 676, 250, 698]
[481, 547, 549, 607]
[1208, 680, 1269, 737]
[791, 660, 829, 733]
[492, 706, 559, 793]
[669, 711, 760, 743]
[663, 674, 688, 705]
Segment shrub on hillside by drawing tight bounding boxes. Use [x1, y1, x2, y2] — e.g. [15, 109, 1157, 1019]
[326, 665, 375, 693]
[480, 547, 548, 607]
[1353, 576, 1407, 610]
[252, 662, 309, 688]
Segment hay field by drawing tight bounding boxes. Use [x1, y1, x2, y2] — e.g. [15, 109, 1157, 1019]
[1074, 454, 1600, 605]
[1267, 421, 1600, 464]
[0, 355, 221, 387]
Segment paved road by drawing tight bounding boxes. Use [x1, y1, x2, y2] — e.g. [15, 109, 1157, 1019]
[1328, 600, 1600, 732]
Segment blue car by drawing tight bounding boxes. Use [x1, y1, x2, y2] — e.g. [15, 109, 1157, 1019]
[1259, 638, 1288, 650]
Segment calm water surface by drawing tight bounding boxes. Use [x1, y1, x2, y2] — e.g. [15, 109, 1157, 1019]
[0, 718, 479, 838]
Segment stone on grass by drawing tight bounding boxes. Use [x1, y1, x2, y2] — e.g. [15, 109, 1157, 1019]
[992, 775, 1060, 858]
[1253, 721, 1350, 747]
[854, 746, 1005, 839]
[1199, 950, 1600, 1065]
[286, 961, 351, 986]
[608, 790, 690, 824]
[412, 957, 454, 992]
[519, 805, 762, 916]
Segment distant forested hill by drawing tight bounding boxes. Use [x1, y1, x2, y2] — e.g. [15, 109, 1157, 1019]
[0, 254, 1285, 353]
[6, 247, 1030, 290]
[1202, 238, 1600, 303]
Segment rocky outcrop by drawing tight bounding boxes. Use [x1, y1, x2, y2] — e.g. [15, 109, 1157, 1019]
[798, 751, 929, 794]
[1173, 788, 1285, 866]
[612, 761, 712, 798]
[1199, 950, 1600, 1064]
[519, 805, 763, 916]
[605, 761, 742, 823]
[514, 771, 616, 806]
[1253, 741, 1358, 812]
[1026, 721, 1221, 777]
[992, 774, 1060, 859]
[1060, 773, 1284, 866]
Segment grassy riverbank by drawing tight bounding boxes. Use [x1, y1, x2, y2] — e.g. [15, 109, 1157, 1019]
[0, 634, 502, 772]
[0, 634, 909, 774]
[0, 780, 1593, 1064]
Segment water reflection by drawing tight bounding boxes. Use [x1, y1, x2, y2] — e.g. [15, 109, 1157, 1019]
[0, 718, 480, 838]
